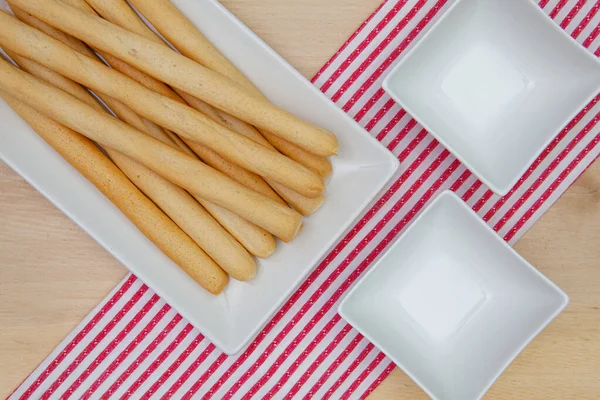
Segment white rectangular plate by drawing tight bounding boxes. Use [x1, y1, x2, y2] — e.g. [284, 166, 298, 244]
[0, 0, 398, 355]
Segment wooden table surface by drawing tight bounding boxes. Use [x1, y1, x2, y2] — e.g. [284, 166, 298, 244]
[1, 1, 599, 398]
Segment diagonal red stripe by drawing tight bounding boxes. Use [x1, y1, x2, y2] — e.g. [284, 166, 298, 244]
[40, 284, 149, 399]
[332, 0, 430, 104]
[388, 119, 418, 152]
[582, 17, 600, 46]
[319, 0, 411, 92]
[255, 314, 344, 400]
[359, 361, 396, 400]
[62, 295, 163, 398]
[181, 352, 228, 399]
[572, 1, 600, 38]
[339, 0, 448, 111]
[560, 0, 588, 29]
[550, 0, 571, 19]
[155, 342, 215, 399]
[505, 131, 600, 241]
[301, 332, 365, 400]
[340, 351, 387, 399]
[99, 316, 184, 399]
[154, 342, 214, 399]
[214, 144, 448, 400]
[539, 0, 551, 8]
[322, 341, 374, 400]
[449, 168, 472, 192]
[482, 95, 599, 223]
[473, 189, 494, 213]
[311, 0, 390, 84]
[260, 158, 462, 400]
[494, 112, 600, 232]
[138, 330, 202, 399]
[376, 108, 407, 141]
[16, 275, 137, 400]
[81, 309, 179, 399]
[364, 98, 396, 131]
[354, 87, 387, 122]
[280, 318, 351, 400]
[462, 180, 482, 202]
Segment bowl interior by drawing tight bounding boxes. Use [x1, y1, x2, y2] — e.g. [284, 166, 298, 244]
[340, 192, 568, 399]
[384, 0, 600, 194]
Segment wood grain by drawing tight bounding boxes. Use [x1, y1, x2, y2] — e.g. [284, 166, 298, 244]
[0, 1, 598, 398]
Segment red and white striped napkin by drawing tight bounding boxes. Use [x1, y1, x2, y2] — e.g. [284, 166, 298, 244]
[9, 0, 600, 398]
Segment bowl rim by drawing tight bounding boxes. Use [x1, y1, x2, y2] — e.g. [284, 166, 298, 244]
[381, 0, 600, 196]
[338, 190, 569, 400]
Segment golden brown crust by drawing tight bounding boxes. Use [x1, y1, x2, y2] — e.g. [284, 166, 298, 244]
[0, 56, 303, 241]
[1, 92, 228, 294]
[8, 0, 339, 156]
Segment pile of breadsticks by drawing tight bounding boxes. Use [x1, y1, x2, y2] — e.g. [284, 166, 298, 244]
[0, 0, 338, 295]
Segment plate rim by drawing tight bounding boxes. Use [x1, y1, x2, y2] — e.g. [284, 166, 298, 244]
[0, 0, 400, 355]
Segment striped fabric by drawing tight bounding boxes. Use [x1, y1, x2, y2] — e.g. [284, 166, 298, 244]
[9, 0, 600, 398]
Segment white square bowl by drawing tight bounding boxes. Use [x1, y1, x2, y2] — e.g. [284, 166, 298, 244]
[382, 0, 600, 195]
[338, 191, 568, 400]
[0, 0, 398, 354]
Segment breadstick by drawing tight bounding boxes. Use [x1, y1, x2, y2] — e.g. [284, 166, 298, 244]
[130, 0, 253, 91]
[105, 94, 277, 257]
[106, 96, 278, 257]
[11, 6, 277, 201]
[5, 50, 91, 103]
[77, 0, 336, 164]
[13, 1, 321, 215]
[186, 141, 286, 204]
[85, 0, 162, 43]
[0, 92, 227, 294]
[12, 5, 204, 154]
[180, 91, 325, 215]
[83, 1, 332, 178]
[0, 57, 303, 242]
[4, 13, 276, 258]
[8, 7, 283, 205]
[53, 0, 322, 213]
[260, 134, 333, 179]
[0, 11, 323, 199]
[110, 153, 257, 280]
[8, 51, 258, 280]
[77, 0, 326, 214]
[150, 127, 277, 258]
[69, 0, 323, 212]
[127, 0, 333, 178]
[123, 115, 277, 258]
[8, 11, 277, 255]
[10, 5, 178, 106]
[8, 0, 339, 156]
[168, 88, 324, 213]
[49, 0, 183, 104]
